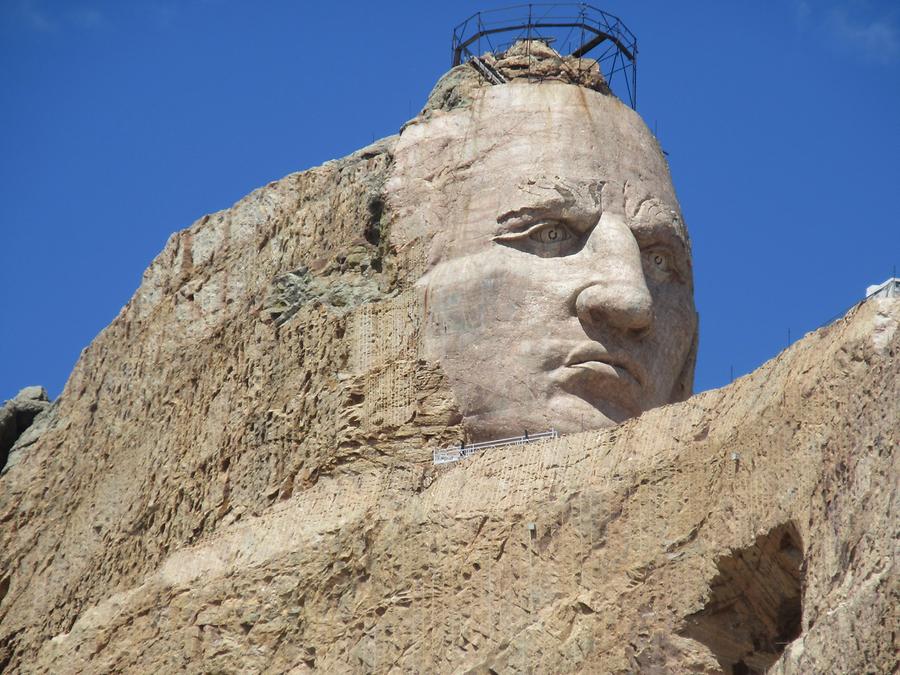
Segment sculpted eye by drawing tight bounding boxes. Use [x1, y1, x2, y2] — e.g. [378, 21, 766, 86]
[529, 224, 571, 243]
[642, 247, 676, 281]
[493, 220, 584, 258]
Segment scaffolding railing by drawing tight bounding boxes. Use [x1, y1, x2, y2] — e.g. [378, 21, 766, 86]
[433, 429, 559, 465]
[450, 3, 638, 108]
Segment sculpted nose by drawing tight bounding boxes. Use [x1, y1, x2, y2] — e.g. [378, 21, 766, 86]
[574, 215, 653, 334]
[576, 281, 652, 333]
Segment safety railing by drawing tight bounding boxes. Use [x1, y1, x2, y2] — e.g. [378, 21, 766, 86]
[450, 3, 638, 108]
[433, 429, 558, 465]
[816, 277, 899, 330]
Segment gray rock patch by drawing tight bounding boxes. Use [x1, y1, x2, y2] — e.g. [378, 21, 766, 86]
[1, 386, 53, 473]
[265, 266, 391, 326]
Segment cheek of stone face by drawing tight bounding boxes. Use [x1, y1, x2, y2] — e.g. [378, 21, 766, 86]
[636, 284, 696, 404]
[427, 265, 511, 336]
[424, 252, 573, 415]
[426, 252, 565, 337]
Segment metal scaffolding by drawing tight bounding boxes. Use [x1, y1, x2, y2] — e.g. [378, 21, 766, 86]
[451, 3, 638, 108]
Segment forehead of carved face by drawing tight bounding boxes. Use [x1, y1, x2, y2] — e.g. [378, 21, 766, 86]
[388, 82, 698, 440]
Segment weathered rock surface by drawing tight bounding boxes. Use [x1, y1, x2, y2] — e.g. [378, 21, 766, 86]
[0, 132, 466, 671]
[419, 40, 608, 121]
[0, 47, 896, 674]
[0, 386, 52, 473]
[1, 293, 896, 673]
[488, 39, 610, 91]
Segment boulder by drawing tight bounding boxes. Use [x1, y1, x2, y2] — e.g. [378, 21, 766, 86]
[0, 386, 51, 472]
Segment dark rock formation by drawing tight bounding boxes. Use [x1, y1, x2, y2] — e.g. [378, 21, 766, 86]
[0, 387, 51, 472]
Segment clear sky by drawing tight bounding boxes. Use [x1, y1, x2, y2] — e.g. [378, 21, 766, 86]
[1, 0, 898, 402]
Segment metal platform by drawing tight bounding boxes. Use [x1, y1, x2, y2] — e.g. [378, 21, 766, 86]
[451, 3, 638, 108]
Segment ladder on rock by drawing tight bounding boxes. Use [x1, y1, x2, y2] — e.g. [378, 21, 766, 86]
[469, 56, 507, 85]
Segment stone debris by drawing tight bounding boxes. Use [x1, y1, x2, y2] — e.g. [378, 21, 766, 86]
[487, 40, 610, 92]
[416, 40, 610, 122]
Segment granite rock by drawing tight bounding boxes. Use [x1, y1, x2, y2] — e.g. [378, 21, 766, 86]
[0, 386, 51, 472]
[0, 50, 896, 675]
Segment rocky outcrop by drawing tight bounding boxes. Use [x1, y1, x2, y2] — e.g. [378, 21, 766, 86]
[1, 283, 896, 673]
[488, 39, 610, 91]
[419, 40, 609, 120]
[0, 386, 53, 473]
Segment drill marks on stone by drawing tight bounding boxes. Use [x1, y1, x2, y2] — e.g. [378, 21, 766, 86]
[349, 306, 375, 373]
[160, 471, 384, 587]
[39, 299, 897, 675]
[427, 433, 592, 519]
[364, 362, 416, 429]
[349, 292, 421, 373]
[341, 293, 439, 435]
[425, 416, 732, 595]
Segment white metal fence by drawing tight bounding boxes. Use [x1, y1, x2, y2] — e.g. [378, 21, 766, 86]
[433, 429, 558, 465]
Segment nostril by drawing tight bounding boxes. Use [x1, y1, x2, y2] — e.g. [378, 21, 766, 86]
[627, 302, 654, 335]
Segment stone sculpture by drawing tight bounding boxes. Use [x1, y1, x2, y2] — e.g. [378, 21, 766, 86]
[1, 41, 894, 674]
[389, 75, 698, 439]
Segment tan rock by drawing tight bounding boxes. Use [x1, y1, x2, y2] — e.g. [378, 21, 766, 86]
[391, 80, 697, 440]
[488, 40, 609, 92]
[0, 50, 896, 675]
[4, 298, 896, 674]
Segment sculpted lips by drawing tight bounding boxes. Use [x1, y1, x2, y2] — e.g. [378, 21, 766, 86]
[563, 343, 645, 390]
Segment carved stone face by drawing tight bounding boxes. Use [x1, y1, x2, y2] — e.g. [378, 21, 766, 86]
[389, 82, 697, 440]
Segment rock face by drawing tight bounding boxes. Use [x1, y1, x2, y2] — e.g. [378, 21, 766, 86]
[0, 386, 53, 473]
[2, 297, 896, 674]
[0, 47, 897, 674]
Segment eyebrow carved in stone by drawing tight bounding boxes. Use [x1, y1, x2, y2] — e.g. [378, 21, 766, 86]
[497, 176, 604, 227]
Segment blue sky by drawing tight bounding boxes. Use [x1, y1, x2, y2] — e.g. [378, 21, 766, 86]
[1, 0, 898, 402]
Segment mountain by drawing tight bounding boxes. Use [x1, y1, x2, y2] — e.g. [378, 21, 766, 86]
[1, 45, 896, 674]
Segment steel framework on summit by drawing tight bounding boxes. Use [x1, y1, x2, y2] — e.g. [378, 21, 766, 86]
[450, 3, 638, 108]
